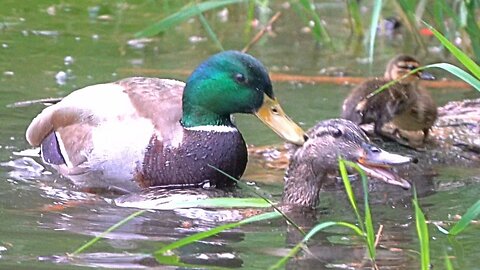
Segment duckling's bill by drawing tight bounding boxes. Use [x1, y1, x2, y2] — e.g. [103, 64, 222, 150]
[254, 94, 306, 145]
[356, 143, 412, 189]
[418, 70, 435, 80]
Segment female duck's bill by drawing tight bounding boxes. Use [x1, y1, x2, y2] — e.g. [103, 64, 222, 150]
[283, 119, 415, 209]
[355, 142, 413, 189]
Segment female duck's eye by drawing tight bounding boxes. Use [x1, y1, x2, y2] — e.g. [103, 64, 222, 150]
[235, 73, 246, 84]
[332, 128, 343, 138]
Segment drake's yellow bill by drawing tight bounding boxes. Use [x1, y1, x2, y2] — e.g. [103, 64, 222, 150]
[255, 94, 306, 145]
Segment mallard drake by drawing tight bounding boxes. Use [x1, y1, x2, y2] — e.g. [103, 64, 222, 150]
[25, 50, 306, 192]
[341, 55, 437, 144]
[282, 119, 413, 208]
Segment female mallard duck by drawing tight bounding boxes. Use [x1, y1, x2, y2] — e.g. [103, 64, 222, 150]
[341, 55, 437, 145]
[282, 119, 413, 209]
[116, 119, 414, 210]
[25, 51, 306, 192]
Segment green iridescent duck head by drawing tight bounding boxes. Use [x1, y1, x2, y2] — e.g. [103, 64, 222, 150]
[182, 50, 305, 145]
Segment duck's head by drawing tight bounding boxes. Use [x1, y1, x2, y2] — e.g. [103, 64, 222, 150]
[384, 55, 435, 84]
[182, 50, 305, 145]
[283, 119, 413, 208]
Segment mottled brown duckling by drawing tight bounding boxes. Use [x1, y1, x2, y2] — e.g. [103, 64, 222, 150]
[392, 87, 438, 144]
[341, 55, 437, 145]
[282, 119, 414, 209]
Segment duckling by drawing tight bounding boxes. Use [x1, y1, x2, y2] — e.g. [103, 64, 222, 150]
[392, 87, 438, 144]
[341, 55, 437, 145]
[25, 51, 305, 192]
[282, 119, 413, 209]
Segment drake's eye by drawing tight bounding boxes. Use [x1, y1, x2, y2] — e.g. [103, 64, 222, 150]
[332, 128, 343, 138]
[235, 73, 246, 84]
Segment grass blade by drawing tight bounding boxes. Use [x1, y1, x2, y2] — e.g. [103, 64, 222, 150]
[367, 63, 480, 99]
[196, 6, 224, 51]
[346, 0, 364, 37]
[424, 63, 480, 91]
[341, 159, 376, 261]
[338, 158, 364, 232]
[154, 211, 281, 260]
[423, 21, 480, 79]
[413, 189, 430, 270]
[367, 0, 382, 63]
[173, 197, 271, 208]
[444, 252, 454, 270]
[463, 0, 480, 61]
[394, 0, 427, 53]
[71, 209, 147, 255]
[135, 0, 245, 38]
[269, 221, 363, 270]
[209, 164, 306, 235]
[448, 199, 480, 236]
[297, 0, 331, 44]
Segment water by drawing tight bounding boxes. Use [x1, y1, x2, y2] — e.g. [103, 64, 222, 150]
[1, 1, 479, 269]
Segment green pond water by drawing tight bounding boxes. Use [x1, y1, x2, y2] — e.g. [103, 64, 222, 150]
[0, 1, 479, 269]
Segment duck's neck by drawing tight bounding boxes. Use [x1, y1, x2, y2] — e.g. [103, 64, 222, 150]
[281, 161, 324, 209]
[181, 105, 233, 128]
[181, 81, 235, 128]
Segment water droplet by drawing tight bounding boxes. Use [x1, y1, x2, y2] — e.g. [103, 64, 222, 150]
[64, 56, 74, 65]
[55, 71, 67, 85]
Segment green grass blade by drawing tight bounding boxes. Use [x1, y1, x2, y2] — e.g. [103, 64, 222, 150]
[173, 197, 271, 208]
[154, 211, 281, 259]
[433, 1, 447, 39]
[197, 7, 224, 51]
[464, 0, 480, 61]
[135, 0, 245, 38]
[338, 158, 365, 232]
[269, 242, 304, 270]
[346, 0, 364, 37]
[71, 209, 147, 255]
[394, 1, 427, 52]
[269, 221, 362, 270]
[444, 252, 454, 270]
[423, 21, 480, 79]
[367, 63, 480, 99]
[424, 63, 480, 91]
[341, 160, 376, 261]
[208, 164, 306, 235]
[367, 0, 382, 63]
[298, 0, 331, 44]
[413, 190, 430, 270]
[448, 199, 480, 236]
[305, 221, 364, 239]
